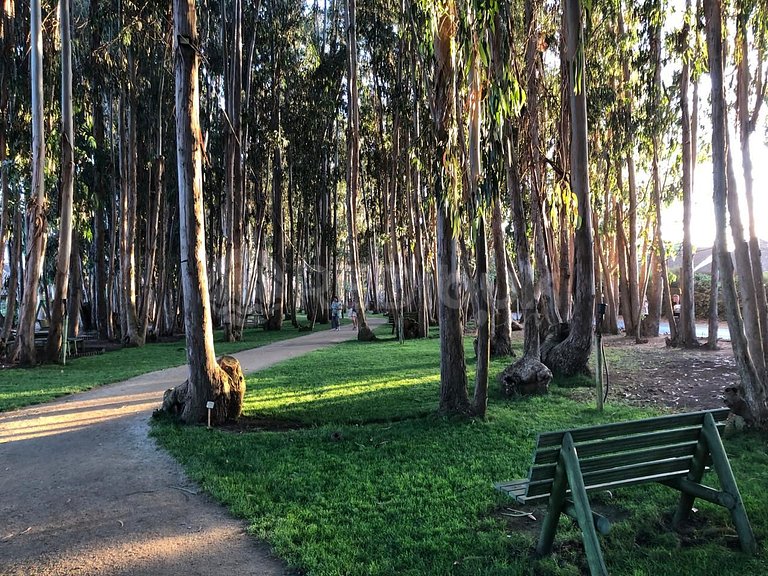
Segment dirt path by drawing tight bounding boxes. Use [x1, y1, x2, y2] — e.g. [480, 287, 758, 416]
[0, 324, 375, 576]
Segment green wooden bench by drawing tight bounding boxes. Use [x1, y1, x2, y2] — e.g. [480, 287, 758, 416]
[495, 408, 755, 575]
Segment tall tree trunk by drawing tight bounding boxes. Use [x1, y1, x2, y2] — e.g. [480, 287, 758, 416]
[221, 0, 235, 341]
[346, 0, 370, 339]
[525, 0, 560, 329]
[106, 96, 118, 340]
[649, 9, 678, 346]
[139, 156, 163, 339]
[0, 0, 12, 296]
[388, 69, 404, 341]
[433, 2, 469, 415]
[491, 195, 514, 356]
[410, 59, 429, 338]
[119, 62, 142, 346]
[705, 0, 767, 424]
[67, 233, 83, 337]
[617, 4, 641, 339]
[89, 0, 109, 340]
[542, 0, 594, 376]
[173, 0, 236, 424]
[736, 0, 768, 368]
[725, 131, 765, 375]
[707, 242, 720, 349]
[467, 40, 489, 418]
[14, 0, 47, 365]
[47, 0, 75, 362]
[678, 0, 699, 347]
[266, 44, 285, 330]
[2, 208, 21, 340]
[231, 0, 245, 338]
[269, 131, 285, 329]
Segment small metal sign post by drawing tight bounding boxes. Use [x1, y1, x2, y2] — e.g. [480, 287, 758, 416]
[206, 401, 215, 429]
[595, 302, 607, 412]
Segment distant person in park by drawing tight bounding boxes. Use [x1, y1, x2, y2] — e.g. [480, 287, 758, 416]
[350, 305, 358, 330]
[330, 296, 341, 331]
[672, 293, 681, 321]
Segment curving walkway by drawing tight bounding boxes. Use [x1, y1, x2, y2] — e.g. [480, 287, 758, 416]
[0, 322, 377, 576]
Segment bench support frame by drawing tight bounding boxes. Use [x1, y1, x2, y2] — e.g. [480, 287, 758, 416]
[519, 412, 755, 576]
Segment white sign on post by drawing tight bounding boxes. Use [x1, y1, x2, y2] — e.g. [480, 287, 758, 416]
[206, 401, 215, 429]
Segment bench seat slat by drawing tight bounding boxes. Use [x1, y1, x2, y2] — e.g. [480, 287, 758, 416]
[532, 425, 722, 465]
[525, 456, 695, 499]
[535, 408, 729, 449]
[520, 468, 698, 503]
[528, 442, 699, 483]
[494, 479, 529, 501]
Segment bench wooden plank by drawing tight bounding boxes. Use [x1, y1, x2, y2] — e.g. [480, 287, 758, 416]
[532, 424, 725, 465]
[529, 441, 700, 483]
[535, 408, 730, 449]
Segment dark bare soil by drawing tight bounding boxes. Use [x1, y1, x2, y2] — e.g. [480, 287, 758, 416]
[597, 333, 737, 411]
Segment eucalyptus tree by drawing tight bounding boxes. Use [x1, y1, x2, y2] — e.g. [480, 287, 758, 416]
[430, 0, 470, 414]
[484, 0, 548, 389]
[346, 0, 373, 340]
[283, 43, 346, 325]
[523, 0, 560, 335]
[646, 0, 678, 343]
[1, 1, 29, 345]
[0, 0, 13, 290]
[117, 47, 142, 346]
[705, 0, 767, 425]
[405, 12, 433, 338]
[220, 0, 245, 341]
[615, 1, 643, 341]
[541, 0, 595, 376]
[172, 0, 241, 424]
[734, 0, 768, 366]
[463, 5, 492, 416]
[87, 0, 111, 340]
[676, 0, 700, 347]
[46, 0, 75, 362]
[14, 0, 47, 365]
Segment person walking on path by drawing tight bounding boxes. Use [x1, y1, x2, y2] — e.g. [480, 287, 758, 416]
[330, 296, 342, 331]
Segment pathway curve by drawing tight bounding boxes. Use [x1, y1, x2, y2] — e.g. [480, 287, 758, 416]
[0, 323, 377, 576]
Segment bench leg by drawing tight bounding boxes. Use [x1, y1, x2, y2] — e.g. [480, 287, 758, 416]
[702, 414, 757, 554]
[673, 428, 709, 528]
[560, 433, 609, 576]
[536, 454, 568, 557]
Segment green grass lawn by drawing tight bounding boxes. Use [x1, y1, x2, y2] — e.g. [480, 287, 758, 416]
[0, 320, 316, 412]
[151, 332, 768, 576]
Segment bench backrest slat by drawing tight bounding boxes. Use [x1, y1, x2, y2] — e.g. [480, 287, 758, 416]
[528, 441, 700, 483]
[522, 409, 730, 502]
[532, 427, 712, 465]
[535, 408, 729, 449]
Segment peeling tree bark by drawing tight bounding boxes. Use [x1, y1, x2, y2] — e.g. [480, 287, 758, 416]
[14, 0, 47, 366]
[542, 0, 594, 376]
[173, 0, 236, 424]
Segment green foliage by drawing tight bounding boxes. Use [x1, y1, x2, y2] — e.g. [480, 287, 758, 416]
[152, 335, 768, 576]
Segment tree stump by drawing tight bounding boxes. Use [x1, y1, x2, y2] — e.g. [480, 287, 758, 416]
[161, 355, 246, 425]
[357, 324, 377, 341]
[499, 355, 552, 397]
[403, 317, 419, 339]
